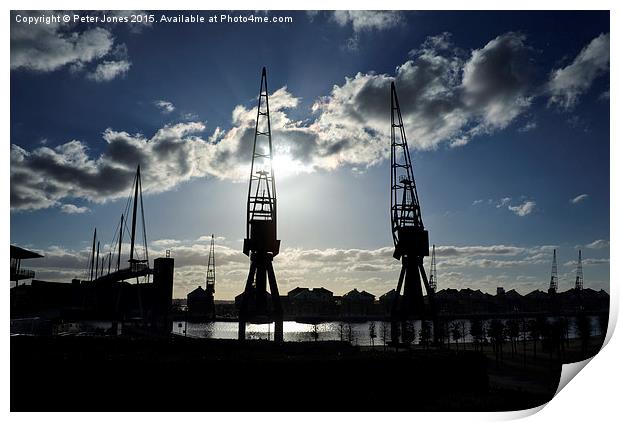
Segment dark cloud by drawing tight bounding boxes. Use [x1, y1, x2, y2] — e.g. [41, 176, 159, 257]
[11, 11, 132, 82]
[11, 32, 608, 211]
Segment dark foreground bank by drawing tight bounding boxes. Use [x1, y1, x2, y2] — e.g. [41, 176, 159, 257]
[11, 335, 560, 411]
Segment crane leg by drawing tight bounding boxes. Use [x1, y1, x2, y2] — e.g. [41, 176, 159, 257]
[391, 265, 406, 345]
[239, 261, 257, 341]
[266, 261, 283, 343]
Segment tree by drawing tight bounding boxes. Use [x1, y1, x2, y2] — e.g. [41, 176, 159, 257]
[488, 319, 505, 365]
[575, 313, 592, 358]
[444, 320, 452, 349]
[346, 322, 355, 344]
[469, 318, 484, 352]
[520, 318, 528, 367]
[538, 317, 555, 361]
[450, 321, 462, 351]
[369, 321, 377, 347]
[419, 320, 432, 349]
[434, 317, 447, 347]
[310, 323, 320, 342]
[380, 321, 389, 351]
[404, 321, 417, 347]
[506, 319, 520, 357]
[527, 318, 542, 359]
[557, 317, 569, 356]
[460, 321, 467, 350]
[338, 323, 345, 342]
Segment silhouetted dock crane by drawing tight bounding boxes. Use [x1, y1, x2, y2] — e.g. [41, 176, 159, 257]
[548, 249, 558, 294]
[206, 234, 216, 319]
[429, 244, 437, 293]
[206, 234, 216, 295]
[389, 82, 434, 345]
[575, 250, 584, 291]
[238, 67, 283, 342]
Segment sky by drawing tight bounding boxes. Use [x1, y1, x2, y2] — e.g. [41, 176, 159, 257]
[10, 10, 610, 299]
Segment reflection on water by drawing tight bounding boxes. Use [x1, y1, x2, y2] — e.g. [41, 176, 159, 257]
[172, 316, 603, 346]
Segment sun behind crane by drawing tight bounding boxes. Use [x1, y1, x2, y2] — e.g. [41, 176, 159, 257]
[238, 67, 284, 342]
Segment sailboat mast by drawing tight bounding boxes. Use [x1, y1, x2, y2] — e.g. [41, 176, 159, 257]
[95, 241, 100, 280]
[117, 214, 124, 271]
[89, 228, 97, 281]
[129, 166, 140, 263]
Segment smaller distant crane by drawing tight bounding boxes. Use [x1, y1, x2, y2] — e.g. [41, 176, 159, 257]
[548, 249, 558, 294]
[575, 249, 584, 291]
[429, 244, 437, 293]
[206, 234, 216, 295]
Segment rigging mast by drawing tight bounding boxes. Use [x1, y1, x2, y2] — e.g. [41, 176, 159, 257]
[238, 67, 283, 342]
[82, 166, 151, 284]
[89, 228, 97, 281]
[548, 249, 558, 294]
[389, 82, 434, 344]
[128, 165, 149, 275]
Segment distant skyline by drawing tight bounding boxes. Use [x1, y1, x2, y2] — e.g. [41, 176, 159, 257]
[10, 10, 610, 299]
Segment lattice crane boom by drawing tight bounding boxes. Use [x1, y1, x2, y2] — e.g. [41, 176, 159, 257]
[243, 67, 279, 257]
[388, 82, 434, 345]
[239, 67, 283, 342]
[390, 82, 428, 260]
[206, 234, 216, 294]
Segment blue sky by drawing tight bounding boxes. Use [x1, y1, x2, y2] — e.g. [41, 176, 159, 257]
[10, 11, 610, 299]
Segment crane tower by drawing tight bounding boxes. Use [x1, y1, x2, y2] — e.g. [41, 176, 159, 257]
[548, 249, 558, 294]
[206, 234, 216, 296]
[575, 249, 584, 291]
[429, 244, 437, 292]
[238, 67, 283, 342]
[389, 82, 434, 344]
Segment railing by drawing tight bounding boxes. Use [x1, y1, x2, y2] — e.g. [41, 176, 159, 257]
[10, 267, 35, 281]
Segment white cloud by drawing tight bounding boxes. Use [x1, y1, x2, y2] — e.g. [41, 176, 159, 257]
[11, 19, 114, 72]
[313, 32, 535, 154]
[586, 239, 609, 249]
[485, 196, 536, 217]
[60, 203, 90, 214]
[330, 11, 403, 33]
[564, 258, 610, 266]
[86, 60, 131, 82]
[155, 100, 175, 114]
[11, 122, 211, 210]
[11, 11, 135, 81]
[548, 33, 610, 109]
[436, 245, 525, 257]
[24, 240, 606, 299]
[508, 200, 536, 217]
[10, 32, 602, 212]
[570, 193, 589, 204]
[518, 120, 537, 132]
[152, 239, 182, 247]
[496, 197, 512, 208]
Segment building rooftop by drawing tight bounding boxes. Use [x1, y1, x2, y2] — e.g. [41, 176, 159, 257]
[11, 245, 44, 260]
